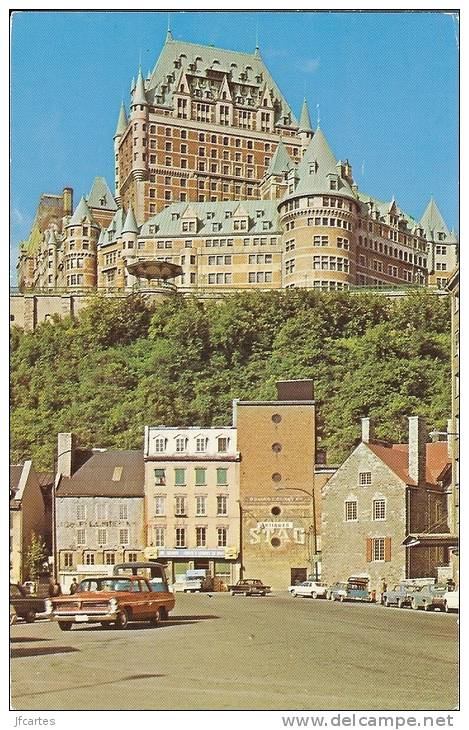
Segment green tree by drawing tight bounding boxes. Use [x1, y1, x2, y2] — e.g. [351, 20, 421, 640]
[25, 532, 48, 581]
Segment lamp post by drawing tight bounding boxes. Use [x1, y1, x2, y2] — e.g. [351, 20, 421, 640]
[274, 485, 318, 580]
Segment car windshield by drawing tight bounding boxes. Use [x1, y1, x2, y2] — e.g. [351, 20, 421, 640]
[78, 579, 134, 592]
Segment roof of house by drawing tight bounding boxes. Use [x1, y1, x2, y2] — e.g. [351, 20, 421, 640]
[115, 100, 128, 137]
[87, 177, 118, 212]
[143, 37, 297, 127]
[56, 450, 144, 497]
[265, 139, 295, 178]
[366, 441, 450, 487]
[10, 465, 24, 495]
[67, 196, 99, 228]
[419, 197, 457, 243]
[299, 98, 313, 132]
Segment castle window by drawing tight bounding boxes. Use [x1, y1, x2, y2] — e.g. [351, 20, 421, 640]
[345, 500, 357, 522]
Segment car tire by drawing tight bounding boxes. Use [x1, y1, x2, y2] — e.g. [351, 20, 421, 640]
[423, 601, 431, 612]
[384, 597, 391, 607]
[397, 599, 403, 609]
[243, 591, 249, 597]
[25, 611, 36, 623]
[444, 600, 449, 613]
[114, 609, 129, 629]
[339, 594, 345, 602]
[58, 621, 72, 631]
[150, 608, 161, 627]
[230, 590, 235, 596]
[411, 598, 419, 610]
[312, 592, 317, 599]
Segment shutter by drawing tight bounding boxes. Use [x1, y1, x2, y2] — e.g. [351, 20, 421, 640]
[366, 537, 373, 562]
[384, 537, 392, 562]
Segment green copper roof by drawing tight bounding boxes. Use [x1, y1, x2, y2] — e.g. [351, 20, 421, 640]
[419, 198, 456, 242]
[67, 196, 98, 227]
[132, 68, 148, 106]
[122, 206, 139, 234]
[265, 139, 294, 177]
[140, 199, 281, 238]
[145, 38, 297, 126]
[299, 98, 312, 132]
[283, 127, 354, 201]
[87, 177, 118, 212]
[115, 101, 128, 137]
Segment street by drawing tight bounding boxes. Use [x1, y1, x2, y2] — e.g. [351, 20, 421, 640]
[11, 592, 458, 711]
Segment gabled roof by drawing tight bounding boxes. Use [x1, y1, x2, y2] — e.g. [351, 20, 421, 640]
[114, 101, 128, 137]
[265, 139, 294, 177]
[139, 199, 281, 238]
[145, 38, 297, 126]
[101, 208, 126, 245]
[67, 196, 98, 227]
[283, 127, 355, 201]
[299, 98, 313, 132]
[87, 177, 118, 212]
[122, 206, 139, 234]
[56, 450, 144, 497]
[366, 441, 450, 487]
[419, 198, 456, 243]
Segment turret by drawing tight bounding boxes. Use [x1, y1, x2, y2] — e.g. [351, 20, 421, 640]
[64, 196, 100, 290]
[130, 68, 149, 184]
[114, 101, 128, 205]
[298, 98, 313, 149]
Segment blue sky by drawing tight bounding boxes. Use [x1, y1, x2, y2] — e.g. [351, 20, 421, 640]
[10, 10, 459, 284]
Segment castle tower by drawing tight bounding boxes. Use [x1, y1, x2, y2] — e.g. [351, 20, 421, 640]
[419, 197, 459, 288]
[64, 196, 100, 290]
[298, 98, 313, 150]
[114, 102, 128, 206]
[121, 205, 140, 290]
[259, 139, 295, 200]
[128, 67, 149, 223]
[278, 126, 358, 291]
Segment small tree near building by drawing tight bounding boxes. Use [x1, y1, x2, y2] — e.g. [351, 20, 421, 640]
[25, 532, 48, 581]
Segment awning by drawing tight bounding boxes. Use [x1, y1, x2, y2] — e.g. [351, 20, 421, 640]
[403, 533, 459, 548]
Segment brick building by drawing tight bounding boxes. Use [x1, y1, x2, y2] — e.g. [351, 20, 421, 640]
[16, 33, 457, 301]
[321, 417, 452, 593]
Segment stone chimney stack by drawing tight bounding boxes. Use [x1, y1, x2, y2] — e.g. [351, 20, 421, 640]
[57, 432, 75, 478]
[361, 417, 375, 444]
[63, 187, 73, 217]
[408, 416, 427, 485]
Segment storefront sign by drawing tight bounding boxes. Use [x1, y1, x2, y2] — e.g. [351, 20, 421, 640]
[158, 548, 227, 558]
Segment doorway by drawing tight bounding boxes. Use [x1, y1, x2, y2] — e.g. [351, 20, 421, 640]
[291, 567, 307, 586]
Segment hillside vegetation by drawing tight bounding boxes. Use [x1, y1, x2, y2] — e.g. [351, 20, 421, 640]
[10, 290, 451, 470]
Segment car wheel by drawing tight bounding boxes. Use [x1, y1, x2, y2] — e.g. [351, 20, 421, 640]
[312, 592, 317, 599]
[230, 590, 235, 596]
[243, 591, 249, 596]
[150, 608, 161, 627]
[423, 601, 431, 611]
[411, 598, 419, 610]
[397, 599, 403, 609]
[384, 597, 391, 607]
[327, 592, 332, 600]
[444, 600, 449, 613]
[58, 621, 72, 631]
[114, 609, 129, 629]
[339, 594, 345, 602]
[25, 611, 36, 623]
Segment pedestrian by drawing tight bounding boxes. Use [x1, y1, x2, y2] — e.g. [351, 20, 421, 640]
[69, 577, 79, 595]
[48, 579, 62, 597]
[379, 577, 387, 604]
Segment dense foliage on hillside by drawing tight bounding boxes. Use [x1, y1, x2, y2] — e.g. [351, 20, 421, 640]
[10, 290, 451, 470]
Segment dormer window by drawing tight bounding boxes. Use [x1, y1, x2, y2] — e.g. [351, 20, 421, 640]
[225, 211, 232, 219]
[330, 180, 338, 190]
[206, 211, 215, 219]
[234, 219, 248, 231]
[438, 232, 446, 241]
[149, 225, 157, 234]
[171, 213, 180, 221]
[212, 223, 221, 232]
[153, 437, 167, 453]
[196, 436, 207, 453]
[309, 161, 318, 174]
[256, 210, 263, 218]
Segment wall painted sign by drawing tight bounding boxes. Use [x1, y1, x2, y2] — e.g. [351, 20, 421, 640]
[249, 522, 306, 545]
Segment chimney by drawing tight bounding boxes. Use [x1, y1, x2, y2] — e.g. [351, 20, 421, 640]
[63, 187, 73, 217]
[276, 379, 314, 401]
[361, 417, 375, 444]
[57, 432, 75, 477]
[408, 416, 427, 485]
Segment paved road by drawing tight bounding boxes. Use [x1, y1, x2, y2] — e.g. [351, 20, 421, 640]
[11, 592, 458, 711]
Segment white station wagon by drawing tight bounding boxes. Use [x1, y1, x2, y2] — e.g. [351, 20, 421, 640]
[289, 581, 328, 599]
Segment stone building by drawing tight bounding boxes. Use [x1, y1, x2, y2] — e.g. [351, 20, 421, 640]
[54, 433, 145, 591]
[321, 417, 452, 592]
[16, 33, 457, 304]
[143, 425, 240, 585]
[446, 267, 459, 584]
[10, 461, 52, 583]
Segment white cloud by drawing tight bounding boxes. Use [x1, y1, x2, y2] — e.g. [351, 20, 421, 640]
[299, 58, 320, 74]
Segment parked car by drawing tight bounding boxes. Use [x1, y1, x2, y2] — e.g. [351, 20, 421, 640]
[228, 579, 271, 596]
[10, 583, 46, 623]
[289, 581, 328, 599]
[173, 569, 212, 593]
[45, 574, 175, 631]
[442, 589, 459, 613]
[407, 584, 446, 611]
[382, 583, 421, 608]
[327, 577, 372, 602]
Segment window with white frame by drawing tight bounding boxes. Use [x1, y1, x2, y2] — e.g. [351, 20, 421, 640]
[373, 499, 386, 520]
[154, 437, 166, 453]
[154, 526, 165, 547]
[96, 503, 107, 520]
[196, 436, 207, 452]
[175, 437, 187, 453]
[372, 537, 385, 561]
[217, 526, 227, 547]
[97, 529, 107, 545]
[217, 495, 228, 516]
[104, 552, 115, 565]
[119, 503, 128, 520]
[76, 504, 86, 520]
[76, 529, 86, 545]
[84, 552, 95, 565]
[217, 437, 228, 453]
[175, 496, 187, 516]
[359, 472, 372, 486]
[175, 527, 186, 547]
[119, 528, 129, 545]
[196, 526, 207, 547]
[155, 496, 166, 516]
[196, 495, 207, 516]
[63, 552, 73, 568]
[345, 500, 357, 521]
